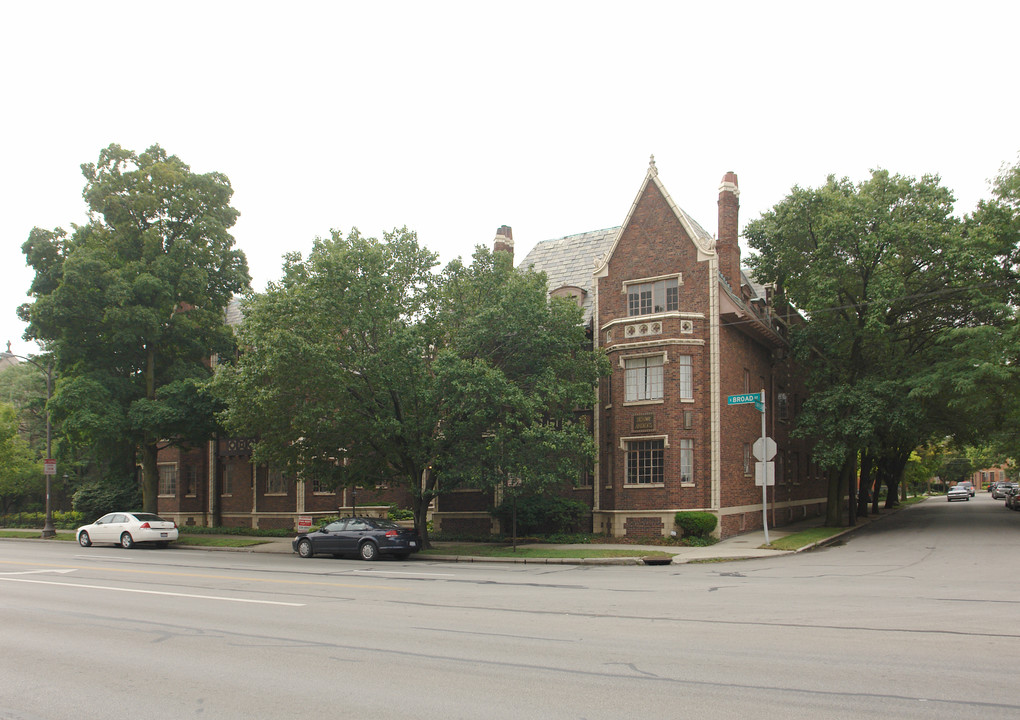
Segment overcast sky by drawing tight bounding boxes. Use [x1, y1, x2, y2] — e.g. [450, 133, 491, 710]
[2, 1, 1017, 358]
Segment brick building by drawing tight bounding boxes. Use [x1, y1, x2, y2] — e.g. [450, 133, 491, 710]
[158, 159, 826, 538]
[433, 159, 825, 538]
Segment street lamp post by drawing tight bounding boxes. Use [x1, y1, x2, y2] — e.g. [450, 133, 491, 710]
[7, 343, 56, 538]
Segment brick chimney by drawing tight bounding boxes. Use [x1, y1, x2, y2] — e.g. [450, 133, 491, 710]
[493, 225, 514, 262]
[717, 171, 740, 291]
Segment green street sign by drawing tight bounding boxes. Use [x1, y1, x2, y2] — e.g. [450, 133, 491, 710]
[727, 393, 761, 405]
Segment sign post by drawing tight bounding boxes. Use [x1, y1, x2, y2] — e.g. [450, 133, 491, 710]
[758, 389, 769, 544]
[728, 390, 770, 545]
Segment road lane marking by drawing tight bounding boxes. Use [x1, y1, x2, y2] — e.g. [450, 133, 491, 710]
[0, 577, 306, 606]
[0, 569, 76, 575]
[0, 559, 407, 591]
[352, 570, 454, 577]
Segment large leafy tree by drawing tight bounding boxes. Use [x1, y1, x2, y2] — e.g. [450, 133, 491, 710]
[19, 144, 250, 512]
[745, 169, 1013, 525]
[215, 231, 607, 546]
[433, 248, 607, 503]
[959, 155, 1020, 462]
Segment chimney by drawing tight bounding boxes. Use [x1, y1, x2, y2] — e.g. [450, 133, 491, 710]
[493, 225, 514, 262]
[717, 171, 740, 291]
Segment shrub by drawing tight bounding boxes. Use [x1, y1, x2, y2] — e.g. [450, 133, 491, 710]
[387, 504, 414, 521]
[674, 511, 718, 538]
[492, 494, 589, 535]
[0, 510, 83, 529]
[72, 480, 143, 522]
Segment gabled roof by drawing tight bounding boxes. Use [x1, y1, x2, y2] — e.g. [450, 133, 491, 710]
[516, 227, 619, 325]
[594, 156, 716, 278]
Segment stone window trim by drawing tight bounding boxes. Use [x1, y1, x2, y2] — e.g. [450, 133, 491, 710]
[619, 434, 670, 450]
[617, 350, 669, 368]
[620, 273, 683, 295]
[601, 312, 704, 334]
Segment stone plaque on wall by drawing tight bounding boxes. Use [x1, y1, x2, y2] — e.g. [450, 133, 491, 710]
[633, 414, 655, 432]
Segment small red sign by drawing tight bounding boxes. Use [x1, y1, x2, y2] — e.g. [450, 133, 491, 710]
[44, 459, 57, 476]
[297, 516, 313, 530]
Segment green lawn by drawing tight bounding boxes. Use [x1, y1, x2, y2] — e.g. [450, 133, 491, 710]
[172, 535, 273, 548]
[762, 526, 847, 551]
[0, 530, 76, 541]
[419, 543, 673, 559]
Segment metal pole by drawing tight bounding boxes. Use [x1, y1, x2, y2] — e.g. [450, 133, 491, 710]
[760, 387, 769, 546]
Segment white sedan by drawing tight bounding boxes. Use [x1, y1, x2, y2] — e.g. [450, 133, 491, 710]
[946, 485, 970, 502]
[77, 512, 179, 548]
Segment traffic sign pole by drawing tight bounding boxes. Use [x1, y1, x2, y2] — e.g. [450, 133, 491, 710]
[759, 388, 769, 545]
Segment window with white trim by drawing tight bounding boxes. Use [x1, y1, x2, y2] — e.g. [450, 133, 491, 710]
[627, 277, 679, 316]
[626, 439, 664, 484]
[625, 355, 664, 402]
[678, 355, 693, 399]
[158, 463, 177, 496]
[679, 439, 693, 483]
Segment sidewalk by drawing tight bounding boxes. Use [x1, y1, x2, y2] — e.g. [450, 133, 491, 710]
[190, 514, 868, 565]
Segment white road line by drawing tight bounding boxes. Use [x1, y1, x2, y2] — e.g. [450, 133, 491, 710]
[0, 577, 305, 606]
[0, 569, 76, 576]
[351, 570, 454, 577]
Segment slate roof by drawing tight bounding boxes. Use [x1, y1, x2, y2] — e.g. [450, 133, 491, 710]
[516, 227, 620, 325]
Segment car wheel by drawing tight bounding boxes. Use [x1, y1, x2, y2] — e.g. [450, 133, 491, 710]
[297, 539, 314, 558]
[120, 532, 134, 549]
[78, 531, 92, 547]
[359, 541, 379, 561]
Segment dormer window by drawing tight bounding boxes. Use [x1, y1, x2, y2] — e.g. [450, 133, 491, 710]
[625, 275, 679, 316]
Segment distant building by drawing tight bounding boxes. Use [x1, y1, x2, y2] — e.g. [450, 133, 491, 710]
[0, 342, 20, 371]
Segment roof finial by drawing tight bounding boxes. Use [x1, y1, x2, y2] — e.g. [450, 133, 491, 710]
[4, 341, 10, 354]
[648, 154, 658, 176]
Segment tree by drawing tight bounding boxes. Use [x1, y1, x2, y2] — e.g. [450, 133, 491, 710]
[745, 169, 1013, 526]
[433, 248, 607, 509]
[0, 402, 39, 517]
[19, 144, 250, 512]
[215, 232, 608, 547]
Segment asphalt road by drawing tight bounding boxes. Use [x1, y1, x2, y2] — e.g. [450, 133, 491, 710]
[2, 493, 1019, 719]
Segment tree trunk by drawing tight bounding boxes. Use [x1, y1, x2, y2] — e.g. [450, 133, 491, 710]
[825, 455, 854, 527]
[141, 437, 158, 513]
[413, 465, 434, 549]
[871, 457, 887, 515]
[139, 343, 159, 513]
[857, 451, 873, 518]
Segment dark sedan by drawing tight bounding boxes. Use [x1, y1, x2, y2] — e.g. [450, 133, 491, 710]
[293, 517, 421, 560]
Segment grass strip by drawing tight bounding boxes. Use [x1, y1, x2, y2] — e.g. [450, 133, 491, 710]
[173, 535, 271, 548]
[0, 530, 76, 541]
[420, 543, 672, 559]
[762, 526, 846, 551]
